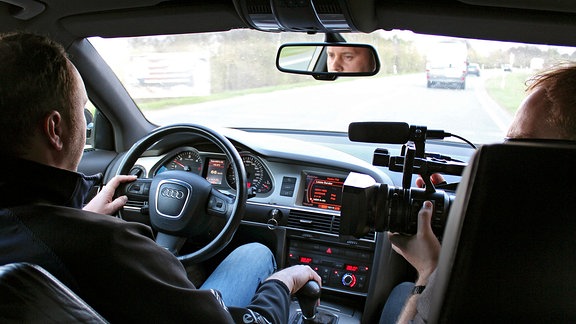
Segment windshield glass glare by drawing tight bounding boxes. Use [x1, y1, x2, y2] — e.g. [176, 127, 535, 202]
[89, 30, 576, 145]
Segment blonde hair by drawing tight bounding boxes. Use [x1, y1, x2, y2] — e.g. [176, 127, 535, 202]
[526, 62, 576, 140]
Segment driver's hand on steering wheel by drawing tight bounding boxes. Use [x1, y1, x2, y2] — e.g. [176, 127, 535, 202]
[265, 265, 322, 295]
[83, 175, 137, 215]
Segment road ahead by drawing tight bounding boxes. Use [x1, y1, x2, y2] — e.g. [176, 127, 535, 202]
[146, 72, 512, 144]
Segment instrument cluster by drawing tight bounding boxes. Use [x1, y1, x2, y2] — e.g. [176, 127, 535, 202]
[153, 147, 273, 195]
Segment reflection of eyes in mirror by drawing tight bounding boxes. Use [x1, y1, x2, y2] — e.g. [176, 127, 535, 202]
[326, 46, 376, 73]
[276, 43, 380, 77]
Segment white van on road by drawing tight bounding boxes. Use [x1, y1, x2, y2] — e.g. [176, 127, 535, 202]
[426, 41, 469, 89]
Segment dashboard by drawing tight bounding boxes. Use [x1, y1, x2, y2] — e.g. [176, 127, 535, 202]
[116, 128, 394, 299]
[116, 128, 472, 302]
[126, 141, 358, 222]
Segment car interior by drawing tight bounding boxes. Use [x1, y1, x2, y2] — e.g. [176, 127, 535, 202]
[1, 0, 575, 323]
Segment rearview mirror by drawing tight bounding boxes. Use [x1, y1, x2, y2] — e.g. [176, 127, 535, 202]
[276, 43, 380, 79]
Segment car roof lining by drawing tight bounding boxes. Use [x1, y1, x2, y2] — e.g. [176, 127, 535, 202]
[458, 0, 576, 14]
[1, 0, 576, 48]
[60, 3, 246, 39]
[377, 2, 576, 47]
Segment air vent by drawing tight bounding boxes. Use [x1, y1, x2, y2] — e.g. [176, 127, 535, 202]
[129, 165, 147, 178]
[288, 210, 375, 241]
[288, 210, 336, 233]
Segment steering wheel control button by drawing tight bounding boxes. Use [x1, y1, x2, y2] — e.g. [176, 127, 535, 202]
[127, 183, 142, 194]
[123, 180, 151, 199]
[208, 196, 227, 214]
[157, 182, 190, 218]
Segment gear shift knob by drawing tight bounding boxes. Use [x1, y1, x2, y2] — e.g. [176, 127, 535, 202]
[296, 280, 321, 322]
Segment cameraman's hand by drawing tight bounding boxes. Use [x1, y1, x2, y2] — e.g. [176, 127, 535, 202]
[388, 201, 440, 284]
[83, 175, 137, 215]
[416, 173, 446, 189]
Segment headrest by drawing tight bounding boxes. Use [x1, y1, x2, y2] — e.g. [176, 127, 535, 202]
[430, 141, 576, 323]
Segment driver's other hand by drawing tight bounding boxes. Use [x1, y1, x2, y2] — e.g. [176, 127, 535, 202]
[83, 175, 137, 215]
[265, 265, 322, 295]
[388, 201, 440, 282]
[415, 173, 446, 188]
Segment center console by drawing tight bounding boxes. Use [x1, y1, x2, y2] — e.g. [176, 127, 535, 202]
[282, 170, 376, 298]
[286, 237, 373, 294]
[238, 168, 379, 323]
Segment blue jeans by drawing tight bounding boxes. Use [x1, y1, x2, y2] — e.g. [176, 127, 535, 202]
[200, 242, 276, 307]
[379, 282, 414, 324]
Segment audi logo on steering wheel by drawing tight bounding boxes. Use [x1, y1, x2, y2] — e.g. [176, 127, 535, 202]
[160, 187, 185, 200]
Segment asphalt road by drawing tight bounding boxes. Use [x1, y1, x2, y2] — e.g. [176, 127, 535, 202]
[146, 72, 512, 145]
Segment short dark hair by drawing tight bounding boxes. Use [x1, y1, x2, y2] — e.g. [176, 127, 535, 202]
[0, 32, 76, 156]
[526, 62, 576, 140]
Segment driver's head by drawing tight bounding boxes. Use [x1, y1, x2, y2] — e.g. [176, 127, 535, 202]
[0, 32, 88, 171]
[327, 46, 375, 73]
[507, 62, 576, 141]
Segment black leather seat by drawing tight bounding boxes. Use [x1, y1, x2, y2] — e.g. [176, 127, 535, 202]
[428, 141, 576, 323]
[0, 262, 107, 323]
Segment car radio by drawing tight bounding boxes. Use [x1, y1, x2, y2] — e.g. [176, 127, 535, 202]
[286, 239, 372, 294]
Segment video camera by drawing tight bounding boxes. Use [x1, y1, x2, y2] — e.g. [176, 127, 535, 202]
[340, 122, 470, 238]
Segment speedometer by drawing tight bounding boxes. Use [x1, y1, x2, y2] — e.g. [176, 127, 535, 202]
[157, 149, 203, 175]
[226, 154, 273, 194]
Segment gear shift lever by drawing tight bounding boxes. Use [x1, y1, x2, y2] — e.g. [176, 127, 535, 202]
[296, 280, 321, 322]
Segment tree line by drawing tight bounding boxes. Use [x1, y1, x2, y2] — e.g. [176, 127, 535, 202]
[127, 31, 576, 94]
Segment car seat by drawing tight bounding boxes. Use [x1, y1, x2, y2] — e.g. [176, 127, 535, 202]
[0, 262, 107, 323]
[428, 141, 576, 323]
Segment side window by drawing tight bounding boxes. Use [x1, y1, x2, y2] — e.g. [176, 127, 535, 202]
[85, 101, 96, 149]
[84, 101, 114, 151]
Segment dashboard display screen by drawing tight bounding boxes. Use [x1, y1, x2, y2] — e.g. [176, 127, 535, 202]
[206, 159, 225, 185]
[302, 173, 344, 211]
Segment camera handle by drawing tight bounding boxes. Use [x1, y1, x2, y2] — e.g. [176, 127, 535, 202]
[401, 144, 437, 194]
[372, 123, 466, 193]
[401, 144, 416, 190]
[401, 126, 435, 192]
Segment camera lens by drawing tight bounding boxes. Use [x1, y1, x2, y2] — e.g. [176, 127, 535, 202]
[340, 172, 452, 239]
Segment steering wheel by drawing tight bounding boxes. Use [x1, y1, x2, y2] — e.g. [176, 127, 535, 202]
[115, 124, 247, 265]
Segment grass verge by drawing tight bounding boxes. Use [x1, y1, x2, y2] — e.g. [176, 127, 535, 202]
[484, 70, 532, 114]
[136, 80, 319, 111]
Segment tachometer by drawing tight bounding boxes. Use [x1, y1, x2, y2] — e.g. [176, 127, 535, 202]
[159, 150, 203, 175]
[226, 154, 273, 194]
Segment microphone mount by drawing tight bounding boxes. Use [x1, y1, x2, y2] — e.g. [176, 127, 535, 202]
[349, 122, 467, 193]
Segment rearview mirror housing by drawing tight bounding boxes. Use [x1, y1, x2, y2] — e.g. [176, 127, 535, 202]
[276, 43, 380, 80]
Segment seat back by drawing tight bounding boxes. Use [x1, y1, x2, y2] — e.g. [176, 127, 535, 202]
[429, 142, 576, 323]
[0, 262, 107, 323]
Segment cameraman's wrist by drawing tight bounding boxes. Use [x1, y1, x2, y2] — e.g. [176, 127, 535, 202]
[416, 276, 429, 286]
[416, 268, 436, 286]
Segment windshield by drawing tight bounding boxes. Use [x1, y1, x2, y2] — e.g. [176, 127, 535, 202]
[89, 30, 576, 145]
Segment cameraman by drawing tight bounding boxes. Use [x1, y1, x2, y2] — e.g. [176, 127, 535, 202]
[380, 62, 576, 324]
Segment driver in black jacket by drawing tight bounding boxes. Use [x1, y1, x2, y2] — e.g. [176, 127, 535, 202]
[0, 32, 321, 323]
